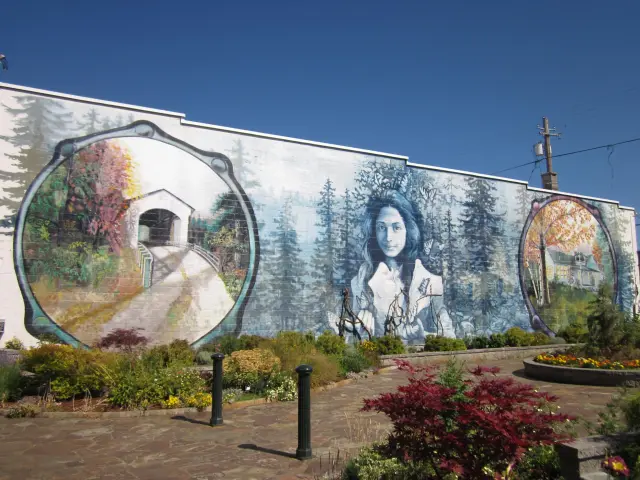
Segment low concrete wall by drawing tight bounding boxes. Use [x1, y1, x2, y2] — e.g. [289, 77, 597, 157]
[523, 359, 640, 387]
[0, 349, 21, 366]
[556, 433, 639, 480]
[380, 344, 575, 367]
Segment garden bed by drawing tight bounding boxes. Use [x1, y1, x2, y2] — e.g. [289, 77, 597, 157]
[0, 370, 386, 418]
[380, 344, 577, 367]
[523, 358, 640, 387]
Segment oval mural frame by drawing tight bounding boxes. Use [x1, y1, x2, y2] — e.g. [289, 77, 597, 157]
[518, 194, 617, 335]
[13, 121, 260, 348]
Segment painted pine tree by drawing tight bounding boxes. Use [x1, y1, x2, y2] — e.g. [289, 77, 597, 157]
[262, 198, 307, 332]
[602, 204, 637, 312]
[228, 140, 260, 193]
[442, 208, 462, 314]
[337, 188, 360, 287]
[308, 179, 339, 332]
[226, 139, 273, 332]
[516, 186, 531, 224]
[77, 108, 101, 135]
[0, 95, 74, 217]
[459, 177, 504, 323]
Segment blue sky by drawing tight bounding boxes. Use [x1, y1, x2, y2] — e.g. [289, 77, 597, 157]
[2, 0, 640, 218]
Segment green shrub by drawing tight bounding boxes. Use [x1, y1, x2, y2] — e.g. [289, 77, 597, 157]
[557, 322, 589, 344]
[223, 369, 262, 391]
[195, 351, 212, 365]
[504, 327, 533, 347]
[222, 388, 243, 404]
[587, 283, 626, 353]
[264, 371, 297, 402]
[464, 335, 490, 350]
[299, 351, 341, 389]
[259, 332, 317, 367]
[488, 333, 507, 348]
[5, 403, 38, 419]
[549, 336, 568, 344]
[237, 334, 267, 350]
[531, 332, 552, 346]
[222, 349, 281, 392]
[4, 337, 24, 350]
[19, 344, 114, 400]
[257, 332, 342, 388]
[423, 336, 467, 352]
[142, 340, 194, 369]
[343, 445, 436, 480]
[37, 333, 64, 344]
[106, 363, 166, 409]
[0, 364, 23, 403]
[106, 361, 207, 410]
[593, 389, 640, 474]
[512, 444, 562, 480]
[339, 349, 372, 374]
[199, 334, 243, 355]
[372, 335, 405, 355]
[315, 330, 346, 356]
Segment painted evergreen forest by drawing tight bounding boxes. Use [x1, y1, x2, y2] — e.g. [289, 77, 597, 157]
[0, 91, 637, 345]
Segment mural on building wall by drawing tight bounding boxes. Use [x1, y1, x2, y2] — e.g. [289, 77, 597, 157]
[0, 88, 637, 347]
[6, 117, 257, 347]
[520, 197, 617, 334]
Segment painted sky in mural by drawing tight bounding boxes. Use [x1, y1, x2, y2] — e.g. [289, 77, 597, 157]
[0, 87, 637, 347]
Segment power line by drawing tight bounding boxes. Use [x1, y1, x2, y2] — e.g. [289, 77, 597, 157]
[490, 136, 640, 176]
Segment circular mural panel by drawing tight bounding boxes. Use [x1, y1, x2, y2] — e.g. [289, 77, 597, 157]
[14, 121, 259, 348]
[519, 196, 617, 335]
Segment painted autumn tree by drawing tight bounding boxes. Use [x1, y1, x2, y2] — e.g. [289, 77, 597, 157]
[63, 140, 138, 253]
[524, 199, 596, 306]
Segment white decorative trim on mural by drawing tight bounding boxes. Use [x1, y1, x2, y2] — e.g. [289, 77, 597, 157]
[0, 82, 635, 214]
[0, 82, 408, 161]
[181, 120, 410, 160]
[0, 82, 185, 118]
[407, 161, 529, 185]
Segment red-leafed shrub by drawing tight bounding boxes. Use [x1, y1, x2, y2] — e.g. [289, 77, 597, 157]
[361, 360, 575, 479]
[97, 328, 149, 352]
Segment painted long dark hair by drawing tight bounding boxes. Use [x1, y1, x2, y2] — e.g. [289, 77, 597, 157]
[360, 189, 425, 309]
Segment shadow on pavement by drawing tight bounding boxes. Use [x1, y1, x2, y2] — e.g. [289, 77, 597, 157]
[238, 443, 297, 459]
[511, 368, 530, 380]
[171, 415, 211, 426]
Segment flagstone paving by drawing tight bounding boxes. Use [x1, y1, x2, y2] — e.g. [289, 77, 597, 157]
[0, 358, 621, 480]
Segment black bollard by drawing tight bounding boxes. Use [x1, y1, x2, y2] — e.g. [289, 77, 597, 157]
[210, 353, 224, 426]
[295, 364, 313, 460]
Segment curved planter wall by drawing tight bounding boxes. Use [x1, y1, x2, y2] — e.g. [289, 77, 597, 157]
[523, 358, 640, 387]
[380, 344, 576, 367]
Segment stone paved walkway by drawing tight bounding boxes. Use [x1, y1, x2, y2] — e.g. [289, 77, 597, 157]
[0, 358, 620, 480]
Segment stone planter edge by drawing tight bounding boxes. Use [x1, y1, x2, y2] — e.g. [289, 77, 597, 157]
[523, 358, 640, 387]
[379, 344, 578, 367]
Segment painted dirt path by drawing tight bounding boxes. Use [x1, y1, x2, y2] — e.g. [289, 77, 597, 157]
[0, 358, 619, 480]
[100, 245, 235, 344]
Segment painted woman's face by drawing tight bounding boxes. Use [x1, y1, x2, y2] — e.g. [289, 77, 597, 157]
[375, 206, 407, 259]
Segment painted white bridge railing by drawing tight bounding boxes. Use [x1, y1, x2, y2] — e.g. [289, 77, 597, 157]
[136, 242, 154, 288]
[162, 241, 221, 272]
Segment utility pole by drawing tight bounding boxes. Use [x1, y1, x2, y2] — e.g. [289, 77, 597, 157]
[537, 117, 561, 190]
